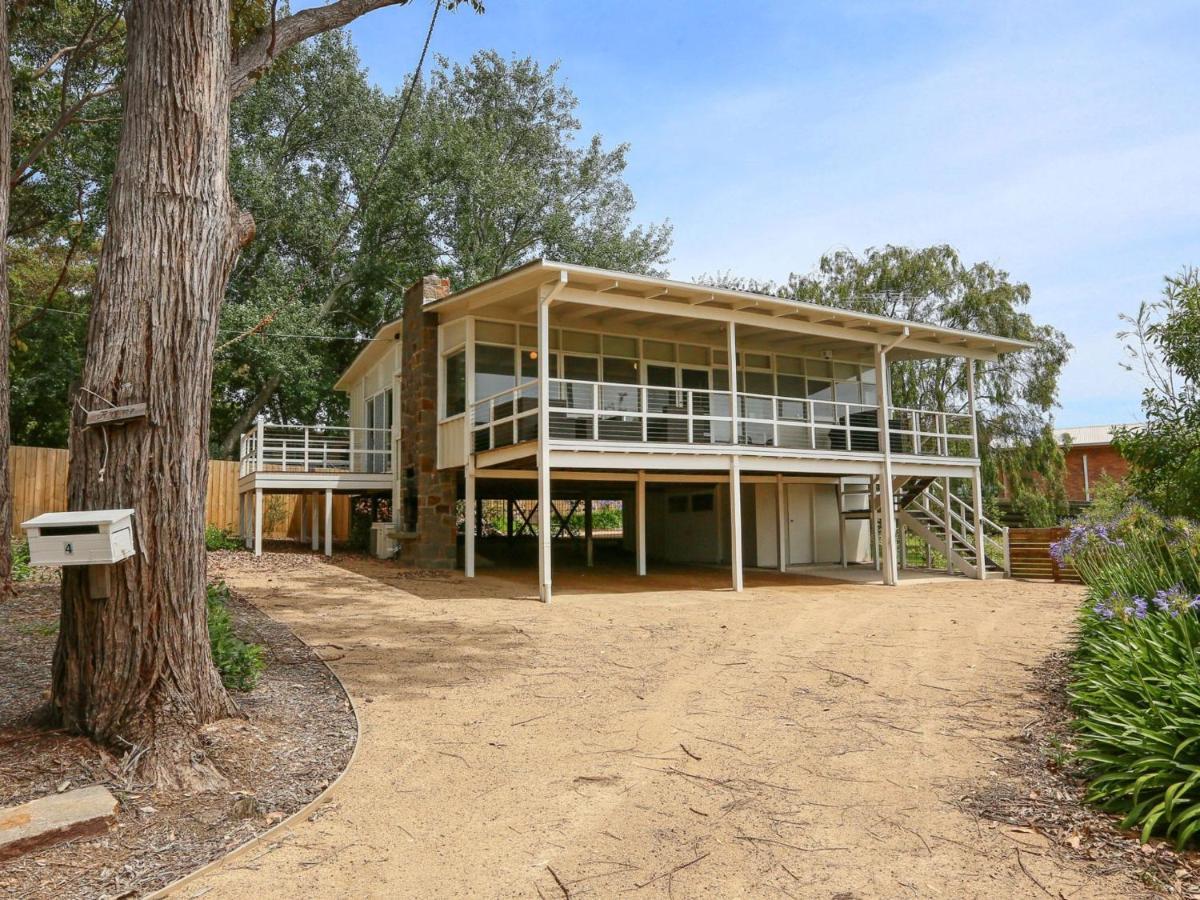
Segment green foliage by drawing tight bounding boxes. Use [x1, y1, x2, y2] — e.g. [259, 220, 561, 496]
[1056, 510, 1200, 847]
[206, 582, 265, 691]
[700, 245, 1072, 503]
[205, 524, 244, 552]
[213, 44, 672, 456]
[1074, 475, 1135, 527]
[1112, 269, 1200, 517]
[11, 540, 32, 582]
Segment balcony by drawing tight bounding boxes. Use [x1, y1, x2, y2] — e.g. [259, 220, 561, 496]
[469, 379, 974, 460]
[239, 423, 392, 477]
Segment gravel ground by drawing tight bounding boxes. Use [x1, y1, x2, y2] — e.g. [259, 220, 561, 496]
[0, 573, 356, 899]
[169, 551, 1169, 899]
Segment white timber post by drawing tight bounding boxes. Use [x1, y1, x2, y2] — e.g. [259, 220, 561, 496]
[299, 494, 307, 544]
[465, 462, 476, 578]
[255, 417, 265, 472]
[727, 322, 739, 446]
[875, 344, 898, 586]
[729, 456, 744, 591]
[584, 493, 594, 568]
[253, 487, 263, 557]
[536, 275, 564, 603]
[966, 358, 986, 580]
[635, 471, 647, 576]
[776, 473, 787, 572]
[464, 315, 477, 567]
[836, 479, 847, 567]
[869, 476, 880, 571]
[943, 476, 954, 574]
[311, 492, 320, 551]
[324, 488, 333, 557]
[239, 491, 249, 549]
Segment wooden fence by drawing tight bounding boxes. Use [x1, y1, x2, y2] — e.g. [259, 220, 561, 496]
[1007, 526, 1082, 583]
[9, 445, 350, 542]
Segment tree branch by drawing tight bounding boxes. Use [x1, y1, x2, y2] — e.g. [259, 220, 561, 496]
[230, 0, 413, 98]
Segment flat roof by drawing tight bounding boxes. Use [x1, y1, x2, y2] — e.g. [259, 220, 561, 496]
[337, 259, 1036, 387]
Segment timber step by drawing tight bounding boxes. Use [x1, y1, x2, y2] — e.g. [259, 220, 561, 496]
[0, 785, 119, 862]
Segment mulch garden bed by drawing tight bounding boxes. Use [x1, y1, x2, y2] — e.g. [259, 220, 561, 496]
[0, 574, 357, 898]
[963, 649, 1200, 898]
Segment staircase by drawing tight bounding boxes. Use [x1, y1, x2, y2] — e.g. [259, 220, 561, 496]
[841, 476, 1008, 579]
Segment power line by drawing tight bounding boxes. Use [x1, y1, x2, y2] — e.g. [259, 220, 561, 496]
[214, 0, 444, 354]
[10, 301, 399, 344]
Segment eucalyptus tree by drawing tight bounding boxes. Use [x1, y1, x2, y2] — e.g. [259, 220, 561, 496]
[1113, 268, 1200, 517]
[703, 245, 1072, 521]
[52, 0, 481, 789]
[214, 49, 673, 456]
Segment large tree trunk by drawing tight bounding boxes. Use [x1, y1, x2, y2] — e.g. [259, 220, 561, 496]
[0, 3, 13, 598]
[51, 0, 244, 789]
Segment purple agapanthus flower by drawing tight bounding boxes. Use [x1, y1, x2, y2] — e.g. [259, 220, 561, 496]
[1132, 597, 1149, 619]
[1093, 600, 1115, 620]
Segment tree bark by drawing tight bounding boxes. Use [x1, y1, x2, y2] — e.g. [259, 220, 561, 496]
[51, 0, 242, 789]
[0, 2, 13, 598]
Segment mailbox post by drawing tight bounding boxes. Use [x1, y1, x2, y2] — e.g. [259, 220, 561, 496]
[21, 509, 136, 599]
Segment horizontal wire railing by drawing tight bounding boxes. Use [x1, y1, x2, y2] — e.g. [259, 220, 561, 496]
[240, 423, 392, 476]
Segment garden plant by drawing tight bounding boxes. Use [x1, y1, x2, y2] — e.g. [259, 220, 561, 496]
[1054, 506, 1200, 848]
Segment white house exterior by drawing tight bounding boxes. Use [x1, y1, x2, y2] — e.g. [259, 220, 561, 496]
[238, 260, 1025, 601]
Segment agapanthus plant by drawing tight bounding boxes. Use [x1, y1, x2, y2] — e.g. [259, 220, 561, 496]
[1057, 504, 1200, 848]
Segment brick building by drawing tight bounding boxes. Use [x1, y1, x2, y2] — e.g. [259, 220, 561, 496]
[1054, 424, 1138, 503]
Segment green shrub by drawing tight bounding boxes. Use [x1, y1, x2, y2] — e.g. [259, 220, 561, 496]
[206, 581, 265, 691]
[1055, 510, 1200, 847]
[205, 524, 244, 552]
[11, 539, 32, 581]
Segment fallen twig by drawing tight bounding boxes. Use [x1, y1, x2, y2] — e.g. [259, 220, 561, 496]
[632, 851, 710, 890]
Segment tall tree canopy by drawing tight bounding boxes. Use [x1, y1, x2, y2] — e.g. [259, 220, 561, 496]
[1113, 268, 1200, 517]
[702, 245, 1072, 520]
[213, 47, 671, 454]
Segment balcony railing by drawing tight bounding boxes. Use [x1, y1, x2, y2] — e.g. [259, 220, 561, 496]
[240, 423, 392, 476]
[469, 379, 975, 459]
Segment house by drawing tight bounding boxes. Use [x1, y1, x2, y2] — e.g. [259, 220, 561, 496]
[237, 260, 1030, 601]
[1054, 424, 1137, 503]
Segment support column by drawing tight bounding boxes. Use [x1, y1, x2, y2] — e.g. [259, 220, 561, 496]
[254, 487, 263, 557]
[727, 322, 739, 446]
[299, 494, 308, 544]
[584, 494, 594, 568]
[729, 457, 744, 591]
[965, 358, 986, 580]
[536, 286, 553, 603]
[776, 473, 787, 572]
[324, 488, 333, 557]
[635, 471, 647, 576]
[465, 463, 476, 577]
[874, 344, 899, 586]
[943, 477, 954, 574]
[836, 479, 847, 567]
[971, 467, 986, 580]
[239, 491, 250, 550]
[311, 493, 320, 551]
[869, 476, 880, 571]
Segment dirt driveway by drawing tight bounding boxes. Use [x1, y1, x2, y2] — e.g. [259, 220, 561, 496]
[175, 554, 1136, 899]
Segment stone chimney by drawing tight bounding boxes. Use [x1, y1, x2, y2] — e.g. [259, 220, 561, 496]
[394, 274, 459, 568]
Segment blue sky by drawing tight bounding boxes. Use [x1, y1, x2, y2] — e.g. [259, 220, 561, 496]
[335, 0, 1199, 427]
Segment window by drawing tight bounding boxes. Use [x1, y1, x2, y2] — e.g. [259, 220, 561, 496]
[603, 357, 638, 384]
[475, 344, 516, 400]
[563, 330, 600, 353]
[564, 355, 599, 381]
[444, 351, 466, 416]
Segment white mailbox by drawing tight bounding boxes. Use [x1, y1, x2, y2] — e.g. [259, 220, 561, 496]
[21, 509, 136, 567]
